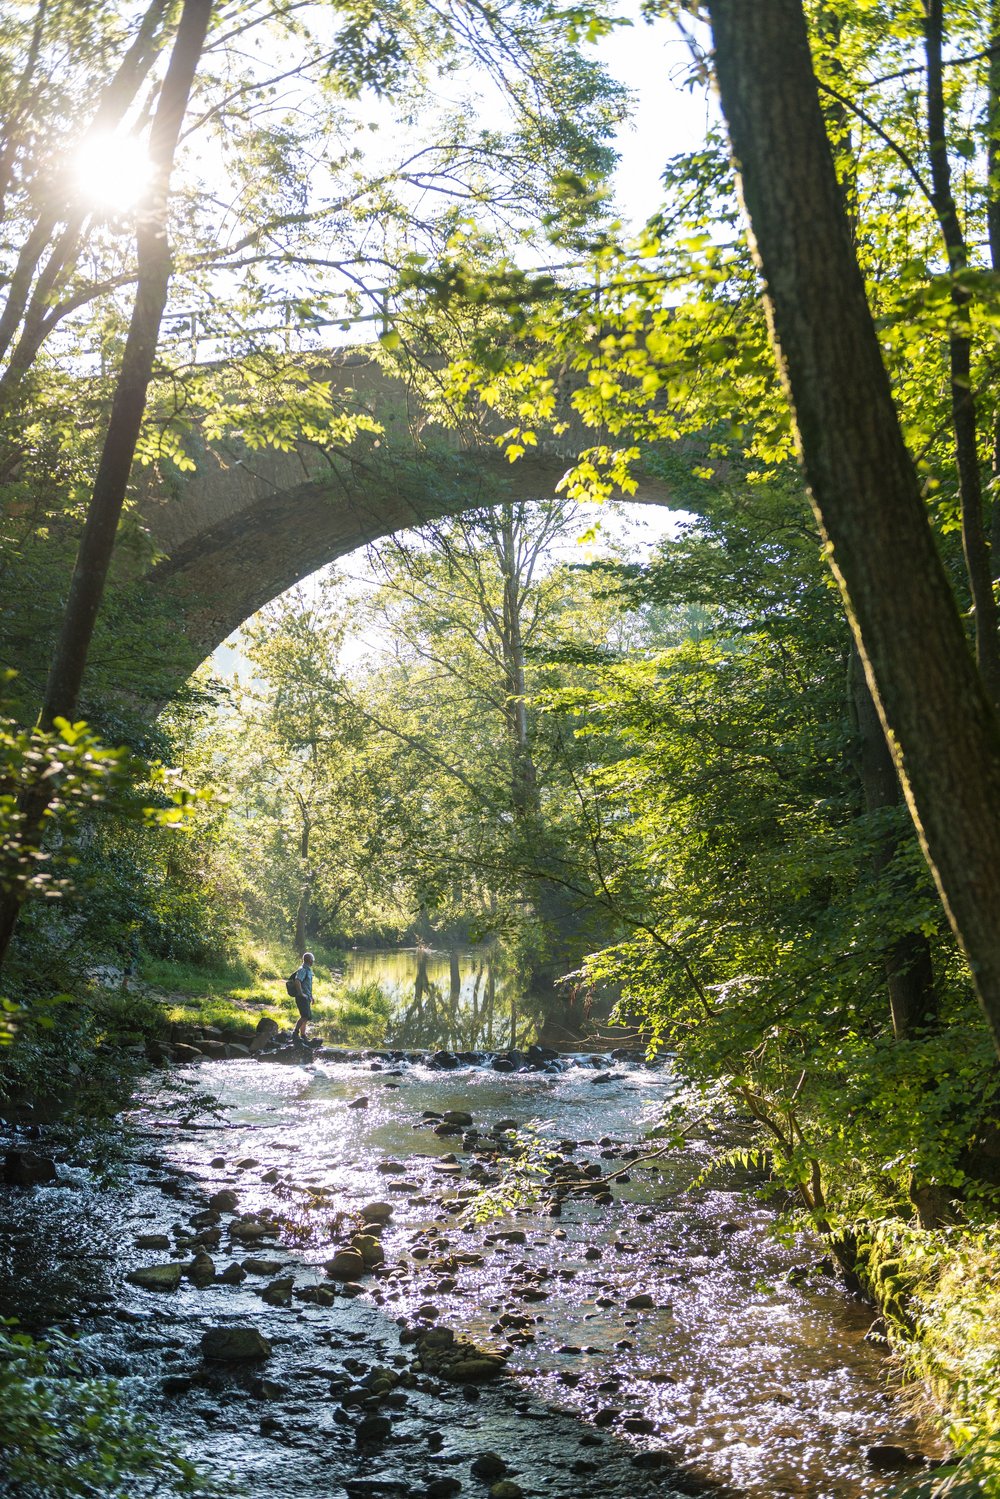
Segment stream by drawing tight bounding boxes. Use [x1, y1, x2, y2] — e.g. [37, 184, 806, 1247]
[0, 1035, 938, 1499]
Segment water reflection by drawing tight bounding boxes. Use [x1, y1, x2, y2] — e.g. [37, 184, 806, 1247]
[342, 945, 559, 1051]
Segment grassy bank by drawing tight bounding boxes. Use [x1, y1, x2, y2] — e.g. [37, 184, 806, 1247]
[141, 942, 394, 1044]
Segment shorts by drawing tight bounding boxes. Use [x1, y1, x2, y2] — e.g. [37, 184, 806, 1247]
[295, 994, 312, 1020]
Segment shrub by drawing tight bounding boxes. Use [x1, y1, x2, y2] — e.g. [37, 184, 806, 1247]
[0, 1325, 218, 1497]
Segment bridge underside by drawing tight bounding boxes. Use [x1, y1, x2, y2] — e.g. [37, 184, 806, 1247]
[134, 351, 673, 682]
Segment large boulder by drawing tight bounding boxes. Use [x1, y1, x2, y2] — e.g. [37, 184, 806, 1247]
[200, 1326, 272, 1362]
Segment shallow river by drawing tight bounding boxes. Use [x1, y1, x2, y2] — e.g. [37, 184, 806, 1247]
[0, 1047, 937, 1499]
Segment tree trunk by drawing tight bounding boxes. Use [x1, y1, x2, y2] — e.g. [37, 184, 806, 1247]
[706, 0, 1000, 1061]
[294, 811, 311, 953]
[848, 646, 938, 1037]
[497, 506, 540, 821]
[987, 1, 1000, 572]
[922, 2, 1000, 705]
[0, 0, 212, 970]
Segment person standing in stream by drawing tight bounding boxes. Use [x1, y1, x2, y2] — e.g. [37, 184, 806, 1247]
[291, 951, 318, 1046]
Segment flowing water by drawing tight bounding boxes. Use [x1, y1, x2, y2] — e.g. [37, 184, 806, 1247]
[0, 1036, 939, 1499]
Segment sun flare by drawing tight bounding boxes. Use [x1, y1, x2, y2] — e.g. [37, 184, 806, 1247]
[74, 131, 152, 213]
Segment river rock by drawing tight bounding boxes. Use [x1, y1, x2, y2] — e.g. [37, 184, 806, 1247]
[224, 1042, 251, 1058]
[488, 1484, 523, 1499]
[471, 1454, 507, 1480]
[242, 1257, 283, 1275]
[347, 1095, 369, 1110]
[128, 1263, 182, 1292]
[2, 1150, 57, 1185]
[134, 1233, 171, 1249]
[625, 1292, 655, 1310]
[209, 1189, 239, 1212]
[201, 1326, 272, 1362]
[172, 1043, 205, 1062]
[414, 1325, 508, 1383]
[360, 1201, 393, 1224]
[352, 1233, 385, 1268]
[260, 1275, 294, 1306]
[187, 1251, 216, 1286]
[866, 1446, 918, 1471]
[297, 1284, 336, 1306]
[218, 1263, 247, 1284]
[252, 1378, 288, 1400]
[325, 1249, 366, 1281]
[356, 1414, 392, 1444]
[230, 1218, 272, 1242]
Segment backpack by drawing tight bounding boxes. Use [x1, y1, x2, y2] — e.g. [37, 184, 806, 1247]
[285, 970, 299, 997]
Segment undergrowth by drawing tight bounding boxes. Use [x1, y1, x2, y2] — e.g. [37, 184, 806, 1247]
[0, 1324, 222, 1497]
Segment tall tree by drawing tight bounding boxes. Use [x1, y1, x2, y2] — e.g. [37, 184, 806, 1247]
[703, 0, 1000, 1062]
[0, 0, 213, 967]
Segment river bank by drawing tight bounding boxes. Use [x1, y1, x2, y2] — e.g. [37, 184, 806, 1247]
[0, 1047, 941, 1498]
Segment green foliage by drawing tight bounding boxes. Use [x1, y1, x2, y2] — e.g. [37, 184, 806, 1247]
[326, 979, 393, 1042]
[0, 1324, 216, 1498]
[0, 983, 163, 1117]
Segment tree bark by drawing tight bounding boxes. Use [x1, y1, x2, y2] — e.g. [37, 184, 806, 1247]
[294, 807, 311, 953]
[922, 2, 1000, 705]
[848, 646, 938, 1037]
[496, 505, 540, 821]
[0, 0, 212, 970]
[987, 1, 1000, 571]
[706, 0, 1000, 1061]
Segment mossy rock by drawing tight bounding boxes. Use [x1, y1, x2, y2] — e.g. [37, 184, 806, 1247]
[128, 1264, 182, 1292]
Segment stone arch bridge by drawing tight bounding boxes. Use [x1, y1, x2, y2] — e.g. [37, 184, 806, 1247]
[137, 349, 673, 677]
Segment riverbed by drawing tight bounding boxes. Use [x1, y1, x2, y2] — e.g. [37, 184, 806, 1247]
[0, 1047, 937, 1499]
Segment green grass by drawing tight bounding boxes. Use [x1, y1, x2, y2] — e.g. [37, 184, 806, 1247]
[325, 979, 393, 1043]
[140, 940, 351, 1036]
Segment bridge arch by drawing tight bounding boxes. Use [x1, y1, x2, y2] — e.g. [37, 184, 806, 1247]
[139, 351, 673, 675]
